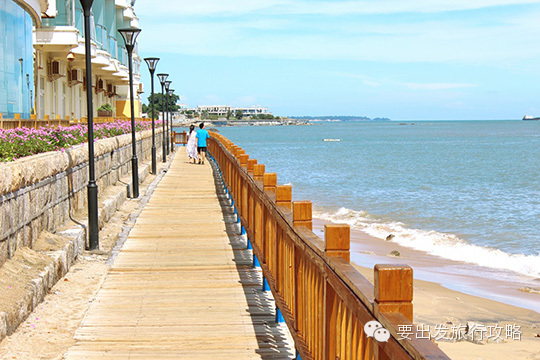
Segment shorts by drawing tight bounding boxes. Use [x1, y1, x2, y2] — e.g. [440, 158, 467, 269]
[197, 146, 207, 154]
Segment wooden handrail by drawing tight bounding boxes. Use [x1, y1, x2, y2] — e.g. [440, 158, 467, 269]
[173, 130, 187, 145]
[208, 132, 451, 360]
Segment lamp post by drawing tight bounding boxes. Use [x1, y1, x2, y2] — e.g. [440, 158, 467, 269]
[79, 0, 98, 250]
[164, 80, 171, 155]
[118, 27, 141, 198]
[168, 88, 175, 151]
[157, 73, 168, 162]
[143, 57, 159, 175]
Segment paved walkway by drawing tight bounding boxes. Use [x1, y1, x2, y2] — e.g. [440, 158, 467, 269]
[64, 152, 294, 359]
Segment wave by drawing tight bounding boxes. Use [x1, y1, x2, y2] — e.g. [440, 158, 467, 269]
[314, 207, 540, 279]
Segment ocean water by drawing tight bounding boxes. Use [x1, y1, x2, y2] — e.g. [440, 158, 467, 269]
[193, 121, 540, 280]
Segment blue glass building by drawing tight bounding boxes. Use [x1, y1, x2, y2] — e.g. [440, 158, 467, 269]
[0, 0, 34, 119]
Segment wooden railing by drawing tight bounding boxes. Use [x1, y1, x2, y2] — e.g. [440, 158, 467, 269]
[208, 132, 450, 360]
[173, 130, 187, 145]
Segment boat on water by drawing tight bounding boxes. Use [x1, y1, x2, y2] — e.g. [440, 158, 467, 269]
[323, 138, 341, 142]
[522, 115, 540, 120]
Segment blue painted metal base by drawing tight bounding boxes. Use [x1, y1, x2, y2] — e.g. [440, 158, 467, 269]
[262, 276, 270, 291]
[275, 307, 285, 323]
[247, 239, 252, 250]
[253, 254, 260, 267]
[241, 226, 246, 235]
[295, 350, 302, 360]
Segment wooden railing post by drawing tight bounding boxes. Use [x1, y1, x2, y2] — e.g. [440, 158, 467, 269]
[276, 185, 292, 210]
[247, 159, 257, 174]
[239, 154, 249, 168]
[292, 201, 312, 230]
[253, 164, 265, 181]
[263, 173, 277, 193]
[374, 265, 413, 322]
[324, 224, 350, 262]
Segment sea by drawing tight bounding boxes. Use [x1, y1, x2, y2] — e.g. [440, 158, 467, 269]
[180, 120, 540, 304]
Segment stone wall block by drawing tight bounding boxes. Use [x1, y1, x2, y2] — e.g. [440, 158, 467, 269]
[0, 241, 7, 267]
[0, 166, 13, 195]
[15, 231, 24, 254]
[3, 201, 13, 236]
[0, 312, 7, 338]
[23, 226, 30, 248]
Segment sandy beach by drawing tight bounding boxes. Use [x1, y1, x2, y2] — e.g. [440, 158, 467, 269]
[312, 219, 540, 359]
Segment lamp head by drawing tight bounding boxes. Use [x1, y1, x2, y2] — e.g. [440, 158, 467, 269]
[157, 73, 169, 85]
[67, 52, 75, 62]
[168, 89, 175, 95]
[79, 0, 94, 11]
[164, 80, 171, 91]
[118, 27, 141, 51]
[144, 57, 159, 73]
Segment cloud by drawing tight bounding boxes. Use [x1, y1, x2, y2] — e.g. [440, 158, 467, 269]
[136, 0, 540, 16]
[404, 83, 479, 90]
[331, 72, 382, 87]
[136, 2, 540, 66]
[237, 95, 257, 104]
[200, 94, 222, 104]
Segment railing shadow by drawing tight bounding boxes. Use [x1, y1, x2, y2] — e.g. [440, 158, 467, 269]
[210, 159, 296, 359]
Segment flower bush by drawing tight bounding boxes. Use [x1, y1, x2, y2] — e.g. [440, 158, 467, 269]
[0, 120, 161, 162]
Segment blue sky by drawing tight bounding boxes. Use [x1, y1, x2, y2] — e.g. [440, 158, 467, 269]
[135, 0, 540, 120]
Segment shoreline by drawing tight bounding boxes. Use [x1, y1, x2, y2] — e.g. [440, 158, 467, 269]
[312, 218, 540, 315]
[312, 218, 540, 359]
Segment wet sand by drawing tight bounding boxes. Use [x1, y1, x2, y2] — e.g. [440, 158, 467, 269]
[313, 219, 540, 359]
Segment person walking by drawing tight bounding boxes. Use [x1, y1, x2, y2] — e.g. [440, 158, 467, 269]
[197, 122, 210, 165]
[186, 124, 198, 164]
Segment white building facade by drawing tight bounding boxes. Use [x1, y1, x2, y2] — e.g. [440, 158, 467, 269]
[33, 0, 142, 121]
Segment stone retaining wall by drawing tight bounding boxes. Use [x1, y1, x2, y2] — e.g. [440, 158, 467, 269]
[0, 128, 165, 266]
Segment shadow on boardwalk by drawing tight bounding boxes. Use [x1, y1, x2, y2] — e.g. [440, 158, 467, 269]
[211, 159, 295, 359]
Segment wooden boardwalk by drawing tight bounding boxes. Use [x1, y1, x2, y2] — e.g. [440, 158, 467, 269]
[64, 152, 295, 359]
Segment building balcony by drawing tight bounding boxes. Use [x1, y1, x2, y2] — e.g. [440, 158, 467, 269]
[34, 26, 79, 52]
[115, 0, 129, 9]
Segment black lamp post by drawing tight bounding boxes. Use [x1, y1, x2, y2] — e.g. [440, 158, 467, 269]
[157, 73, 168, 162]
[164, 80, 171, 155]
[118, 27, 141, 198]
[80, 0, 98, 250]
[168, 88, 175, 151]
[143, 57, 159, 175]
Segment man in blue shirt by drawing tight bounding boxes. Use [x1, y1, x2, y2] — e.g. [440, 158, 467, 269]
[196, 122, 210, 164]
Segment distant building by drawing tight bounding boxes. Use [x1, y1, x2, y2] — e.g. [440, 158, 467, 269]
[195, 105, 270, 117]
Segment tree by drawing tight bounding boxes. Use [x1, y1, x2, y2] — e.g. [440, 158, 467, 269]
[226, 110, 232, 120]
[235, 110, 243, 120]
[143, 93, 180, 117]
[201, 110, 208, 120]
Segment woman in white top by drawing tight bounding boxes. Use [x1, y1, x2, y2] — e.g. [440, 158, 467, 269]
[186, 124, 199, 163]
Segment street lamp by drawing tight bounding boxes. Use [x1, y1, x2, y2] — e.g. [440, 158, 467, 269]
[168, 88, 175, 151]
[157, 73, 168, 162]
[143, 57, 159, 175]
[79, 0, 98, 250]
[164, 80, 172, 155]
[118, 27, 141, 198]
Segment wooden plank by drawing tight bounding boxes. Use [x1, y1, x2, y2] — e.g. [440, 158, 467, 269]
[64, 152, 295, 359]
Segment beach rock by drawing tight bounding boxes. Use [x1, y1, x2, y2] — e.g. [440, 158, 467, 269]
[389, 250, 400, 257]
[385, 234, 395, 241]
